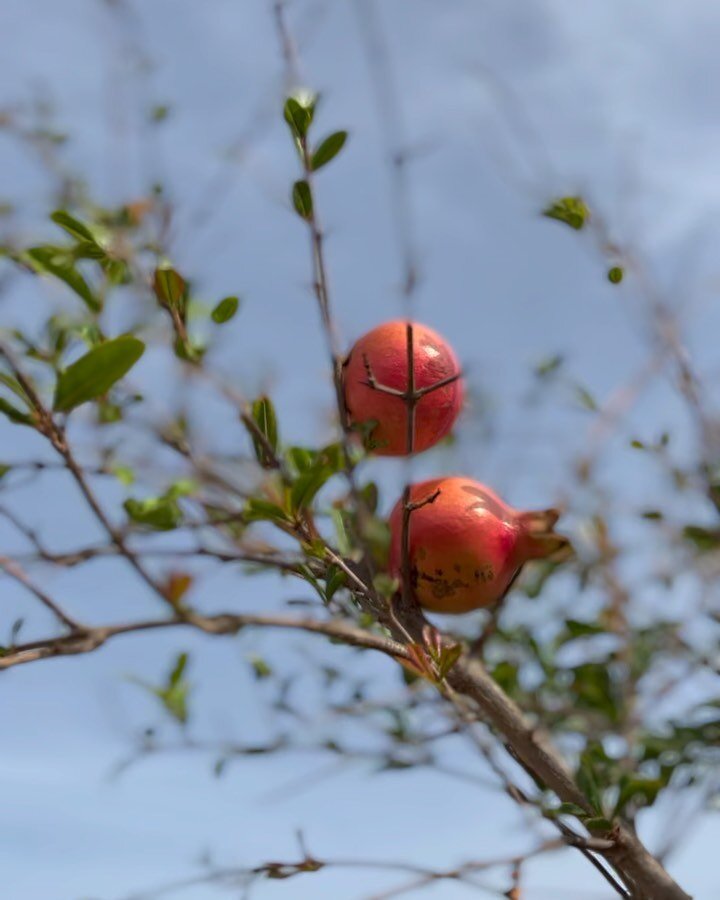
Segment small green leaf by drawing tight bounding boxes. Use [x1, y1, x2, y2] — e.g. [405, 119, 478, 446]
[50, 210, 98, 244]
[290, 443, 345, 513]
[292, 180, 313, 219]
[535, 354, 564, 378]
[574, 384, 598, 412]
[54, 336, 145, 412]
[563, 619, 606, 639]
[150, 104, 171, 123]
[169, 652, 188, 687]
[124, 495, 183, 531]
[112, 464, 135, 486]
[491, 660, 519, 693]
[244, 498, 290, 525]
[286, 446, 317, 476]
[311, 131, 348, 171]
[153, 265, 187, 311]
[130, 651, 191, 723]
[331, 508, 352, 555]
[211, 295, 240, 324]
[283, 95, 315, 139]
[248, 655, 273, 680]
[0, 373, 32, 405]
[291, 467, 331, 513]
[25, 246, 100, 312]
[553, 802, 589, 818]
[437, 643, 462, 680]
[372, 573, 399, 600]
[543, 196, 590, 230]
[324, 566, 346, 603]
[0, 397, 34, 426]
[246, 396, 279, 468]
[607, 266, 624, 284]
[614, 776, 663, 816]
[0, 464, 10, 480]
[584, 817, 613, 833]
[683, 524, 720, 553]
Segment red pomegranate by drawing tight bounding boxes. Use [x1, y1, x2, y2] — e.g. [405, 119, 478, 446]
[342, 320, 463, 456]
[389, 477, 570, 613]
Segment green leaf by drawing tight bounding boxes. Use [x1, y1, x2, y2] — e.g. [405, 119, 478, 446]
[153, 265, 187, 311]
[571, 662, 620, 722]
[54, 335, 145, 412]
[248, 655, 273, 679]
[50, 210, 98, 244]
[331, 508, 352, 555]
[437, 643, 462, 680]
[584, 817, 613, 833]
[311, 131, 348, 171]
[124, 495, 183, 531]
[211, 296, 240, 324]
[290, 443, 345, 513]
[614, 776, 664, 816]
[283, 96, 314, 139]
[324, 566, 346, 603]
[359, 481, 379, 514]
[150, 104, 171, 123]
[534, 354, 564, 378]
[562, 619, 606, 639]
[0, 464, 10, 480]
[290, 467, 331, 513]
[553, 802, 589, 818]
[244, 498, 290, 525]
[0, 373, 33, 407]
[246, 396, 279, 468]
[112, 464, 135, 486]
[372, 573, 399, 600]
[286, 446, 317, 476]
[0, 398, 33, 426]
[683, 524, 720, 553]
[543, 196, 590, 230]
[158, 652, 191, 723]
[292, 180, 313, 219]
[491, 660, 519, 693]
[25, 246, 100, 312]
[574, 384, 598, 411]
[169, 651, 188, 687]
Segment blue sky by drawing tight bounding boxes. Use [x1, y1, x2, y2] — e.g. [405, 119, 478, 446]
[1, 1, 720, 898]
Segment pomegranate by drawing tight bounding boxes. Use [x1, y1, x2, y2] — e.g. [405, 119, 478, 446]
[342, 320, 463, 456]
[389, 477, 569, 614]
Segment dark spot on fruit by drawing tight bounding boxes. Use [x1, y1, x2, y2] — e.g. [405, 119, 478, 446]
[453, 564, 461, 573]
[416, 569, 469, 599]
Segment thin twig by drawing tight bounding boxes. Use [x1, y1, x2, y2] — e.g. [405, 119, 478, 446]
[0, 555, 84, 631]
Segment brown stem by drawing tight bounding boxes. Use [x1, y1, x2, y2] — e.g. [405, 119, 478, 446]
[0, 610, 408, 671]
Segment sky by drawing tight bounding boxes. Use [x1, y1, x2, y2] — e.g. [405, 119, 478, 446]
[1, 1, 720, 898]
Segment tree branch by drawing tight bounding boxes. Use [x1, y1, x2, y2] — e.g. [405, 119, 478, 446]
[0, 610, 408, 671]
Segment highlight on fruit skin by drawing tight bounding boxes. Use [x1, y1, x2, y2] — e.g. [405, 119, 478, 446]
[342, 320, 464, 457]
[389, 476, 571, 614]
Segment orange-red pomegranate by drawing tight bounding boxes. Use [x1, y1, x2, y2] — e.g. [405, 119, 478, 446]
[389, 477, 569, 613]
[343, 320, 463, 456]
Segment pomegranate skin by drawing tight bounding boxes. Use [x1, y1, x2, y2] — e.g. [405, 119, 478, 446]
[343, 320, 463, 456]
[389, 477, 568, 614]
